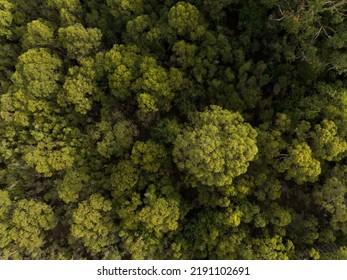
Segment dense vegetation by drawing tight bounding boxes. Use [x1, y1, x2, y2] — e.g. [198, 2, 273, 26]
[1, 0, 347, 260]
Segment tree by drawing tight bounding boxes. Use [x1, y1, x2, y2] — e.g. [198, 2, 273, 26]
[135, 56, 183, 113]
[151, 118, 181, 144]
[24, 140, 75, 177]
[11, 48, 62, 98]
[57, 169, 90, 203]
[313, 165, 347, 228]
[110, 159, 139, 198]
[2, 0, 347, 261]
[70, 194, 116, 253]
[173, 105, 258, 187]
[47, 0, 83, 26]
[0, 0, 13, 39]
[22, 19, 55, 50]
[0, 199, 56, 258]
[61, 58, 101, 114]
[131, 140, 167, 173]
[168, 2, 206, 41]
[107, 0, 144, 19]
[58, 23, 102, 59]
[311, 119, 347, 161]
[138, 196, 180, 235]
[0, 190, 11, 219]
[276, 141, 321, 185]
[247, 235, 294, 260]
[172, 40, 197, 69]
[95, 117, 138, 159]
[103, 44, 141, 100]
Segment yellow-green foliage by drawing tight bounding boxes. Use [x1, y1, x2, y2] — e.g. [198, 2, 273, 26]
[57, 169, 90, 203]
[1, 199, 56, 254]
[71, 194, 116, 253]
[277, 142, 321, 185]
[58, 24, 102, 59]
[1, 0, 347, 260]
[131, 140, 167, 173]
[173, 105, 258, 187]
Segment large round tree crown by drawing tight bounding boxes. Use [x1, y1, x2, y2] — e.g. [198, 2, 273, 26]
[173, 105, 258, 187]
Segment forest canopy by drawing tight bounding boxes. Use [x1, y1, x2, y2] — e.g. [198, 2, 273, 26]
[0, 0, 347, 260]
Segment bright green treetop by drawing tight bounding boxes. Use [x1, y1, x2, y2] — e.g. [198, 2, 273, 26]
[173, 105, 258, 187]
[168, 2, 206, 41]
[71, 193, 116, 253]
[8, 199, 56, 254]
[277, 141, 321, 185]
[58, 24, 102, 59]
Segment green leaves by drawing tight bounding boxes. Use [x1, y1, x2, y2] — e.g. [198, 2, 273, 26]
[277, 142, 321, 185]
[71, 194, 116, 253]
[62, 58, 100, 114]
[107, 0, 144, 18]
[1, 0, 347, 261]
[173, 105, 258, 187]
[47, 0, 83, 26]
[104, 44, 140, 99]
[138, 92, 158, 113]
[0, 199, 56, 254]
[250, 235, 294, 260]
[22, 20, 55, 50]
[95, 117, 138, 158]
[0, 0, 13, 38]
[0, 190, 11, 218]
[111, 160, 139, 197]
[313, 166, 347, 226]
[131, 140, 166, 173]
[11, 48, 62, 98]
[311, 119, 347, 161]
[172, 40, 197, 69]
[24, 141, 75, 177]
[168, 2, 206, 41]
[103, 43, 184, 115]
[58, 24, 102, 59]
[138, 197, 180, 235]
[57, 169, 90, 203]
